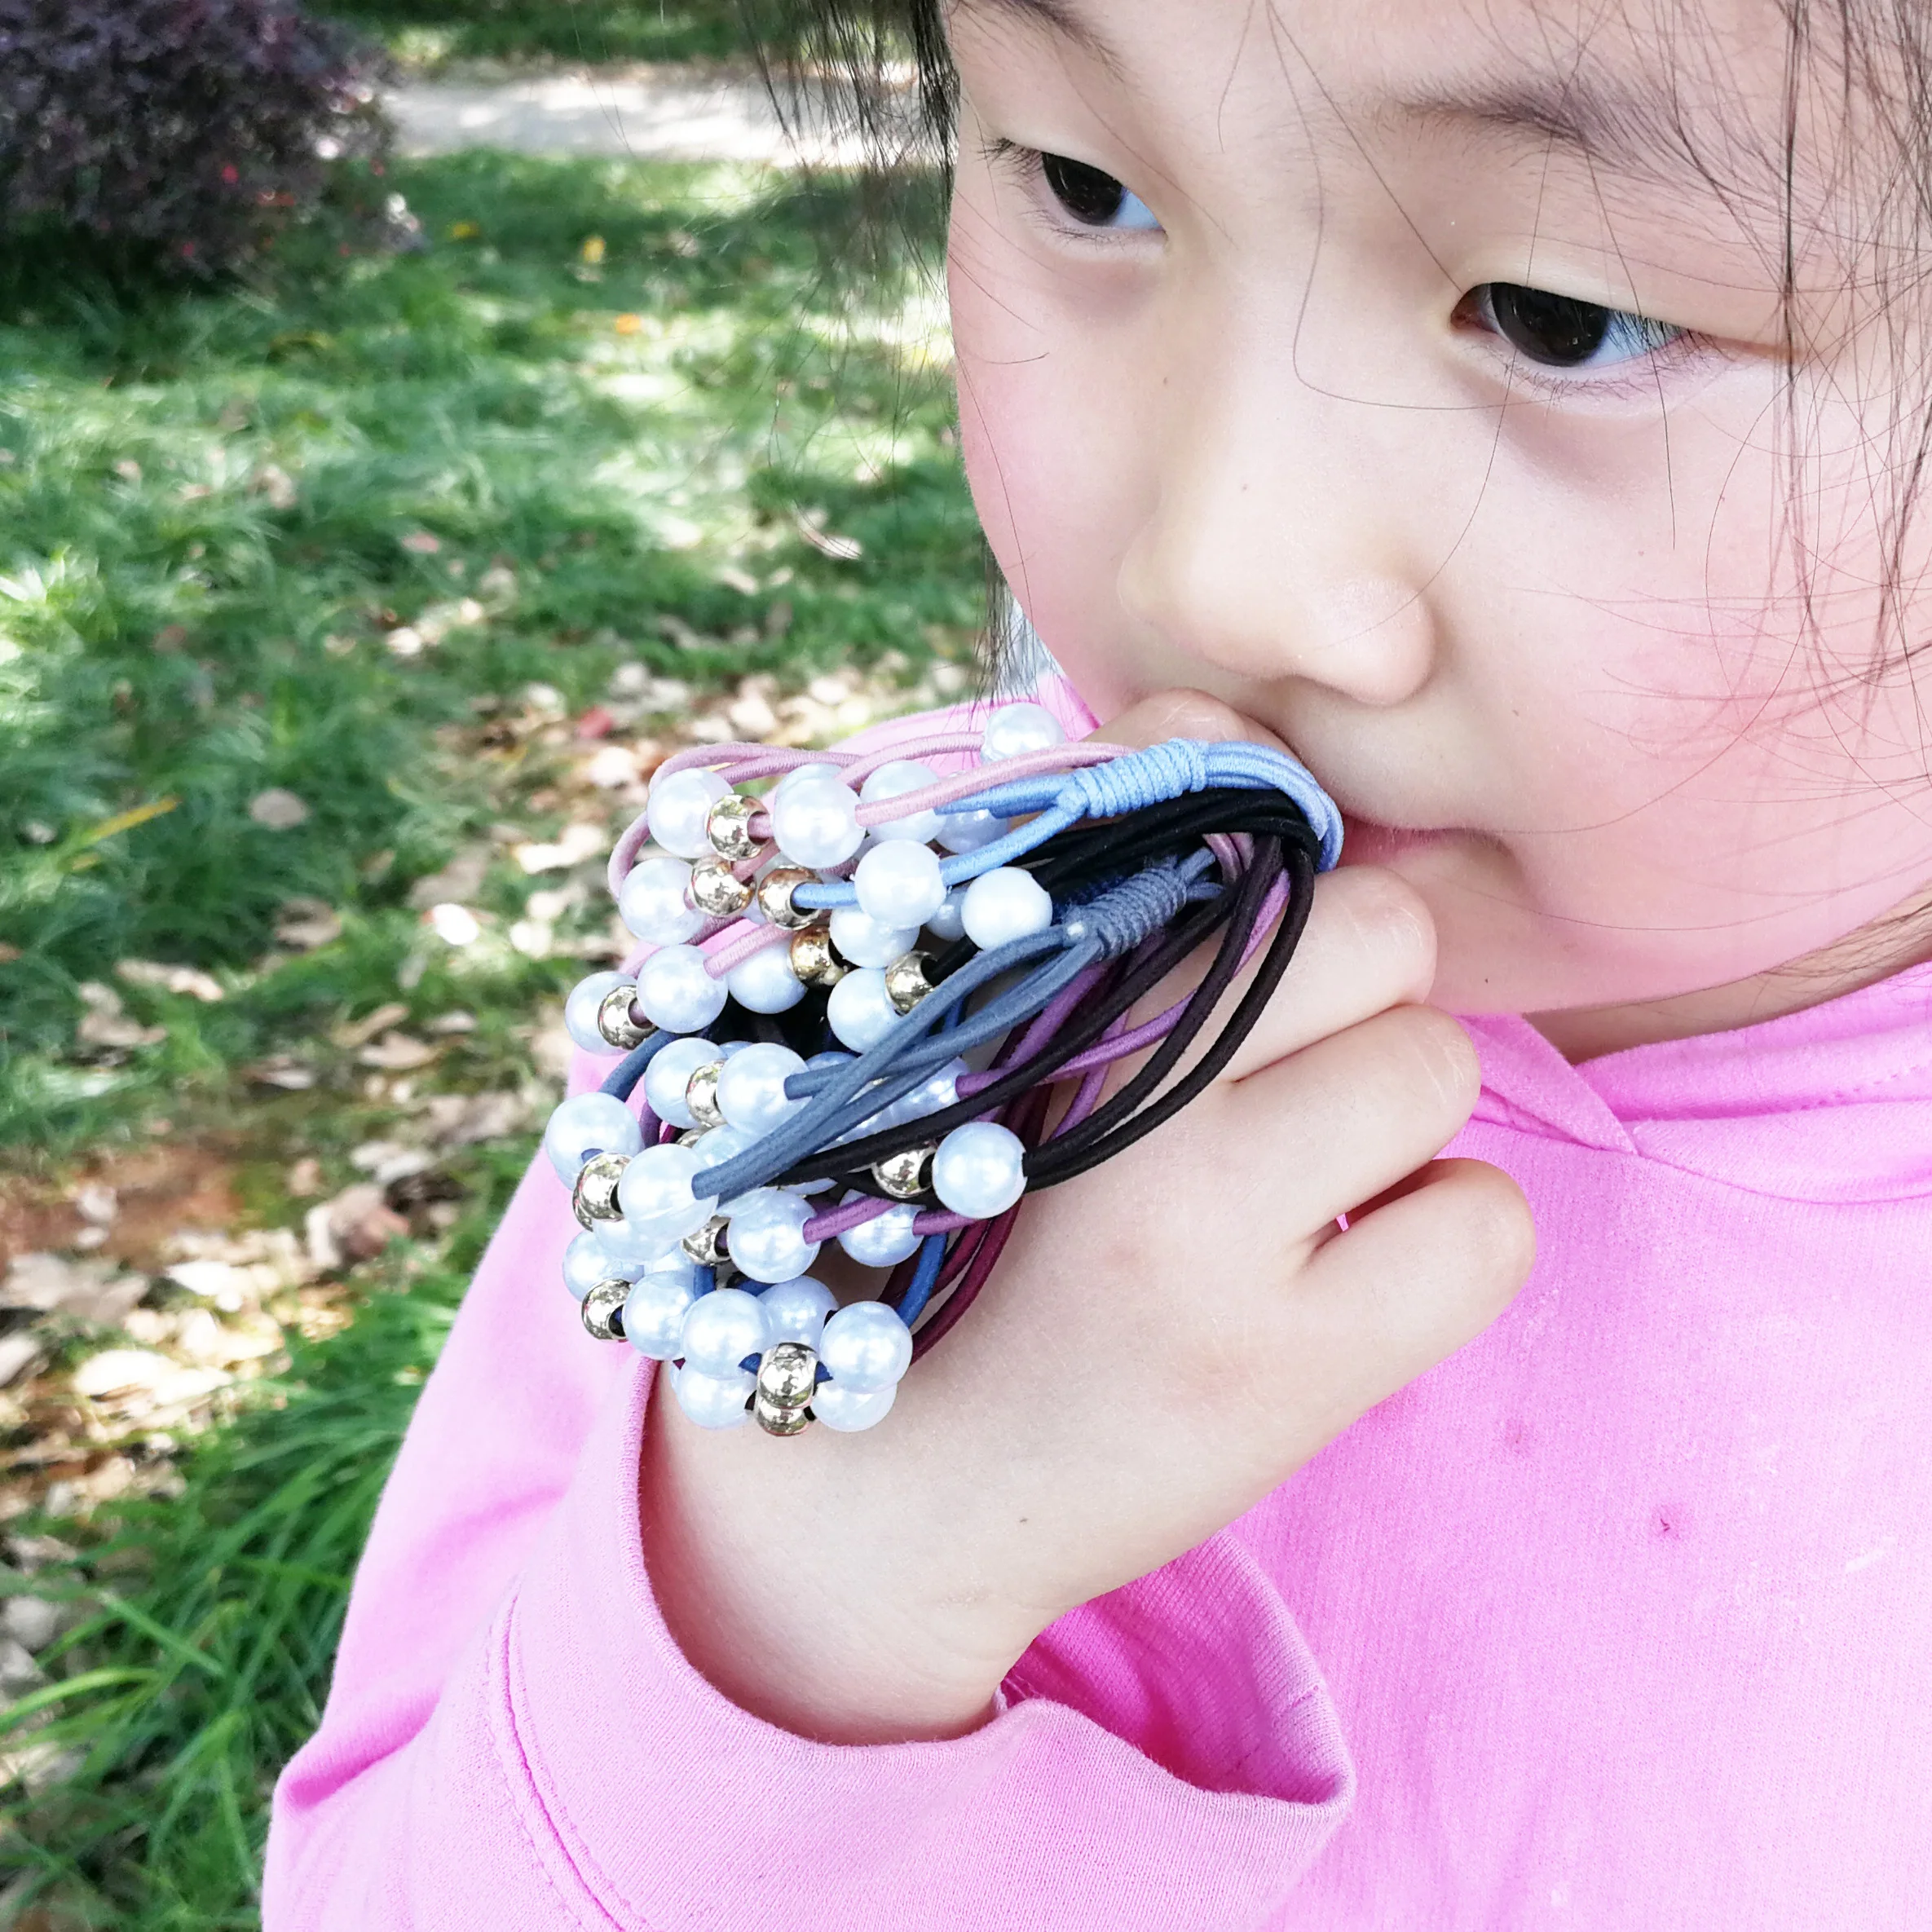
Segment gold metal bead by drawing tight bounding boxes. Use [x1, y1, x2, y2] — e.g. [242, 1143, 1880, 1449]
[753, 1387, 815, 1436]
[790, 922, 848, 990]
[756, 865, 819, 931]
[757, 1340, 819, 1410]
[685, 1058, 726, 1129]
[595, 981, 651, 1051]
[580, 1279, 630, 1341]
[681, 1215, 730, 1267]
[883, 950, 935, 1016]
[571, 1152, 629, 1228]
[690, 858, 753, 919]
[705, 792, 760, 862]
[872, 1145, 936, 1201]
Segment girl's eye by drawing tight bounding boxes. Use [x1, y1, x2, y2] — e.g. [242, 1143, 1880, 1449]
[1039, 152, 1162, 232]
[1467, 282, 1684, 371]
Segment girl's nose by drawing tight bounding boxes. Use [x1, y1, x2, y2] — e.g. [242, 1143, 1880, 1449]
[1116, 330, 1440, 708]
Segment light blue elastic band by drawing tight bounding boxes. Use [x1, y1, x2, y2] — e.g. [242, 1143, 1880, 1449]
[790, 738, 1342, 911]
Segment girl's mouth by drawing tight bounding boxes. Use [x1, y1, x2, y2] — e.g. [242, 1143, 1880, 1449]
[1338, 814, 1455, 865]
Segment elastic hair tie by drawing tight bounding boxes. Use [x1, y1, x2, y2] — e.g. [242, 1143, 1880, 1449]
[540, 702, 1343, 1437]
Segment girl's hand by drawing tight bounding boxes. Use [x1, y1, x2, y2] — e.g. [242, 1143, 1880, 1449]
[639, 690, 1534, 1743]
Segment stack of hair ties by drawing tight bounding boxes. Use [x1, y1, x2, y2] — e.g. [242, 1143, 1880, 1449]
[545, 701, 1343, 1437]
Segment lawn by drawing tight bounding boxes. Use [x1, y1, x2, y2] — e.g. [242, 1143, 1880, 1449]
[0, 145, 976, 1926]
[313, 0, 754, 70]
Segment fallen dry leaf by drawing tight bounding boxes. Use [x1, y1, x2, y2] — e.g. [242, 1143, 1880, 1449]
[285, 1156, 324, 1198]
[116, 959, 224, 1003]
[330, 1002, 409, 1051]
[248, 787, 311, 831]
[356, 1031, 439, 1073]
[417, 1089, 528, 1148]
[0, 1255, 148, 1325]
[250, 462, 298, 510]
[406, 850, 490, 910]
[74, 982, 165, 1051]
[242, 1054, 315, 1091]
[305, 1185, 409, 1271]
[0, 1334, 46, 1389]
[274, 898, 343, 951]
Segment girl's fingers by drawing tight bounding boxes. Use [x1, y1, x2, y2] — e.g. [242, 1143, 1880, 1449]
[1214, 865, 1437, 1084]
[1224, 1002, 1482, 1235]
[1280, 1157, 1535, 1437]
[1086, 687, 1290, 756]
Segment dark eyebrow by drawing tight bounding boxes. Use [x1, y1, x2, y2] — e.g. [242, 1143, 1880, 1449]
[1387, 66, 1710, 188]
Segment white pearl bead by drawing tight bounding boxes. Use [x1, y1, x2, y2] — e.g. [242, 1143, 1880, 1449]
[690, 1122, 757, 1174]
[679, 1286, 771, 1375]
[758, 1274, 836, 1345]
[924, 885, 968, 943]
[853, 840, 946, 929]
[624, 1270, 697, 1356]
[642, 1034, 720, 1129]
[670, 1363, 754, 1429]
[772, 761, 837, 798]
[809, 1378, 897, 1432]
[646, 769, 730, 861]
[819, 1300, 914, 1392]
[898, 1056, 968, 1123]
[616, 1141, 717, 1242]
[979, 701, 1065, 763]
[562, 1228, 632, 1299]
[543, 1092, 643, 1181]
[715, 1043, 805, 1136]
[770, 775, 862, 869]
[563, 971, 632, 1053]
[826, 968, 900, 1051]
[961, 867, 1053, 950]
[828, 905, 920, 969]
[637, 944, 729, 1034]
[723, 1188, 822, 1284]
[932, 1120, 1027, 1219]
[858, 760, 942, 844]
[596, 1215, 686, 1268]
[936, 807, 1008, 854]
[726, 942, 804, 1014]
[618, 856, 704, 944]
[836, 1196, 922, 1268]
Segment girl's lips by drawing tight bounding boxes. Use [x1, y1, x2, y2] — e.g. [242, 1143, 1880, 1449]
[1338, 814, 1455, 864]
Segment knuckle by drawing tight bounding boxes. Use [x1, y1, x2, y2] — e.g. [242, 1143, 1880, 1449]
[1378, 1003, 1481, 1124]
[1325, 866, 1437, 999]
[1099, 688, 1282, 752]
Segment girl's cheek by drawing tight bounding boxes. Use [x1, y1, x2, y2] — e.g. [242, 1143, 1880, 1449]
[947, 229, 1150, 712]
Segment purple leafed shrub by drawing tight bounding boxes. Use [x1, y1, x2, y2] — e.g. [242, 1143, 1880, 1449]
[0, 0, 393, 273]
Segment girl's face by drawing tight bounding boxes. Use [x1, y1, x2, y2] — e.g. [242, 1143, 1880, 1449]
[944, 0, 1932, 1053]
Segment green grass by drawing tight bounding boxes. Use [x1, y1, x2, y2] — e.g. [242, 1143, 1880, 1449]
[311, 0, 752, 70]
[0, 147, 970, 1153]
[0, 148, 975, 1926]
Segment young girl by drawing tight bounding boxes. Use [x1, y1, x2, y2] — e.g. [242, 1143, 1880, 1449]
[265, 0, 1932, 1923]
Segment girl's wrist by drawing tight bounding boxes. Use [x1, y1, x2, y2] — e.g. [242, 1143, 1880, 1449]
[637, 1392, 1017, 1745]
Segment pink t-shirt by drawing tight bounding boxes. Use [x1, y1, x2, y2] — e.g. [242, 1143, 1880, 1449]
[266, 691, 1932, 1927]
